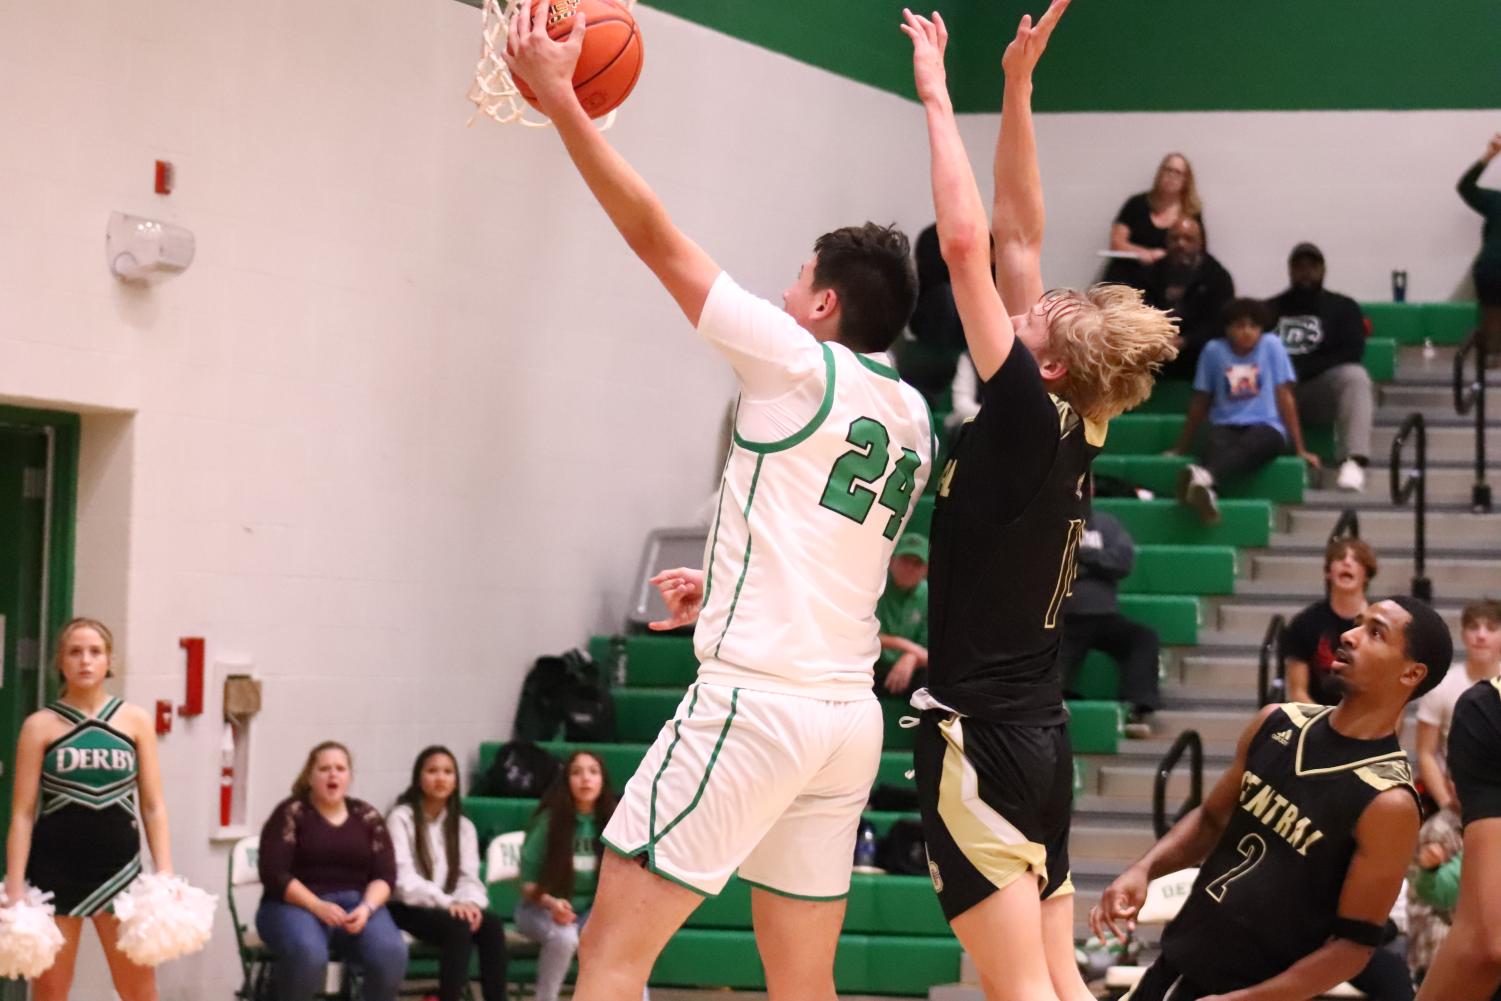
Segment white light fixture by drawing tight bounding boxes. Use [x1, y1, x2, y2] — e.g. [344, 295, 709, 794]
[106, 211, 195, 283]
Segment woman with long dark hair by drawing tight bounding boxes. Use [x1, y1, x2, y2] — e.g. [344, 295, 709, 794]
[387, 746, 508, 1001]
[1104, 152, 1206, 289]
[515, 751, 632, 1001]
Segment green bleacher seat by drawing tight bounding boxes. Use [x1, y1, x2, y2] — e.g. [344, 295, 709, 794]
[1073, 650, 1125, 700]
[689, 873, 948, 936]
[1101, 414, 1184, 455]
[1423, 302, 1478, 344]
[1094, 497, 1273, 548]
[1118, 544, 1236, 596]
[463, 797, 538, 843]
[1363, 337, 1396, 381]
[1119, 594, 1199, 645]
[1362, 302, 1477, 346]
[1094, 454, 1304, 503]
[1067, 700, 1123, 754]
[613, 688, 686, 742]
[1129, 379, 1196, 415]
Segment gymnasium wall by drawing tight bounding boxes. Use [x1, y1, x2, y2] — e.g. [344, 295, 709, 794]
[0, 2, 930, 996]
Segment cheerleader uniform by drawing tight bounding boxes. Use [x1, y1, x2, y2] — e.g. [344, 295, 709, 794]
[27, 698, 142, 916]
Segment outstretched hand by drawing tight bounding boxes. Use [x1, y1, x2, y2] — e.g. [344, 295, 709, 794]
[1486, 132, 1501, 162]
[501, 1, 586, 109]
[648, 568, 705, 631]
[1001, 0, 1070, 80]
[900, 9, 951, 107]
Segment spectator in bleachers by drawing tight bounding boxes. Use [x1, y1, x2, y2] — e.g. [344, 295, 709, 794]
[1407, 789, 1464, 984]
[1103, 152, 1206, 289]
[516, 751, 635, 1001]
[1415, 599, 1501, 813]
[1142, 217, 1235, 380]
[1269, 242, 1374, 492]
[387, 746, 508, 1001]
[897, 223, 966, 410]
[1167, 298, 1320, 524]
[1458, 131, 1501, 366]
[257, 741, 408, 1001]
[1281, 538, 1378, 706]
[875, 533, 930, 698]
[1057, 508, 1162, 738]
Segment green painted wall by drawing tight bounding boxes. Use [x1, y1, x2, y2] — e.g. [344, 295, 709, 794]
[458, 0, 1498, 113]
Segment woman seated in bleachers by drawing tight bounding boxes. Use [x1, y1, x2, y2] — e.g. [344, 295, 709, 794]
[516, 750, 641, 1001]
[256, 741, 408, 1001]
[388, 745, 509, 1001]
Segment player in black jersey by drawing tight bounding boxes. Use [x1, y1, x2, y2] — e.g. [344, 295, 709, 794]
[1091, 597, 1453, 1001]
[1414, 676, 1501, 1001]
[902, 4, 1178, 1000]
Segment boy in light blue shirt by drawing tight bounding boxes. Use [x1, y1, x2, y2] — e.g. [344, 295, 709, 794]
[1167, 298, 1320, 523]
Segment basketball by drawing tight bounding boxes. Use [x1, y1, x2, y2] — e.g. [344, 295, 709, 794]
[510, 0, 643, 119]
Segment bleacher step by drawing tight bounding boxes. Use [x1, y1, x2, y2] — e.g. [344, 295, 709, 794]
[1278, 509, 1501, 549]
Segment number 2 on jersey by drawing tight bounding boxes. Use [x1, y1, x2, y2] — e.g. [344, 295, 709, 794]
[1204, 833, 1267, 903]
[819, 417, 921, 540]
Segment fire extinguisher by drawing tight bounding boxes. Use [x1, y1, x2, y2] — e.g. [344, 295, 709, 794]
[220, 722, 235, 827]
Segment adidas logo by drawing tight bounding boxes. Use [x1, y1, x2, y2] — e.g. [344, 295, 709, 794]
[1271, 729, 1293, 746]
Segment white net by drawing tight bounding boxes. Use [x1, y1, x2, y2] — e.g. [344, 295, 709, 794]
[467, 0, 636, 129]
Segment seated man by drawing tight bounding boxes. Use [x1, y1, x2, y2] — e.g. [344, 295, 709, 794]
[1142, 217, 1235, 381]
[1168, 298, 1320, 524]
[1282, 537, 1379, 705]
[876, 533, 930, 699]
[1270, 242, 1374, 492]
[1058, 508, 1161, 738]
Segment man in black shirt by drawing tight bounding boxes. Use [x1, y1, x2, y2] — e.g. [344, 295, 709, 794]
[1142, 218, 1235, 381]
[1269, 243, 1374, 492]
[903, 5, 1178, 1000]
[1414, 676, 1501, 1001]
[1281, 537, 1379, 705]
[1092, 597, 1453, 1001]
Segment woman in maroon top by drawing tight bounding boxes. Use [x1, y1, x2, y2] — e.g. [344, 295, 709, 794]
[256, 741, 408, 1001]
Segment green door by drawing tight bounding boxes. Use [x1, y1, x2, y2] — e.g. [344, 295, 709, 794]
[0, 426, 51, 840]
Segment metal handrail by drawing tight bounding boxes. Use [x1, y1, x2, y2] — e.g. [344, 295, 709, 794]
[1389, 412, 1432, 601]
[1329, 508, 1361, 543]
[1153, 730, 1204, 839]
[1257, 614, 1287, 707]
[1453, 330, 1492, 513]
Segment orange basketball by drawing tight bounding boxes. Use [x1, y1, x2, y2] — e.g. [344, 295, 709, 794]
[510, 0, 643, 119]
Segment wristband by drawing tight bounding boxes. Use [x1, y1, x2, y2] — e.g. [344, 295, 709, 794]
[1330, 917, 1384, 947]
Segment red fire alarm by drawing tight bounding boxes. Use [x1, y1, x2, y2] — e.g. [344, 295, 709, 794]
[154, 160, 174, 196]
[155, 699, 173, 736]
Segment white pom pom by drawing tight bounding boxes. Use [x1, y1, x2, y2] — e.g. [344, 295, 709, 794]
[0, 886, 65, 979]
[111, 873, 218, 967]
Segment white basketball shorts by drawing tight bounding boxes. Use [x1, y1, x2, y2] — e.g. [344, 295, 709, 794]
[601, 681, 883, 898]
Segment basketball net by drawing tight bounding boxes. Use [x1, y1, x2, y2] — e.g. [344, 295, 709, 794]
[467, 0, 634, 130]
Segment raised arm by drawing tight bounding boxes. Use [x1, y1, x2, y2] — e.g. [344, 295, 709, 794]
[503, 5, 718, 325]
[991, 0, 1069, 314]
[903, 10, 1014, 380]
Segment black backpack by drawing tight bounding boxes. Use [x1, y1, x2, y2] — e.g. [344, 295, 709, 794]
[473, 741, 562, 798]
[513, 649, 615, 743]
[877, 819, 929, 876]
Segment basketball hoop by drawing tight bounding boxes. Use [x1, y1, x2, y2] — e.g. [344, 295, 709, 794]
[468, 0, 635, 129]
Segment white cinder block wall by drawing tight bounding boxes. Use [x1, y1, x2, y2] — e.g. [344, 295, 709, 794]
[0, 0, 1494, 996]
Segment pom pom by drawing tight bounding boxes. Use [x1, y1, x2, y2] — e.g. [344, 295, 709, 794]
[0, 886, 65, 979]
[111, 873, 217, 967]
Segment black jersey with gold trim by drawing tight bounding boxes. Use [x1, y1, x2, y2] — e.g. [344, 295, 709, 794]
[925, 346, 1102, 726]
[1161, 704, 1417, 993]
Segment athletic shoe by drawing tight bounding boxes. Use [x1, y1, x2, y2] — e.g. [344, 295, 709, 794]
[1336, 458, 1366, 492]
[1182, 464, 1220, 524]
[1124, 710, 1155, 740]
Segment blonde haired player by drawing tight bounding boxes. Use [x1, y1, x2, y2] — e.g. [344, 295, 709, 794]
[503, 7, 933, 1001]
[902, 5, 1177, 1001]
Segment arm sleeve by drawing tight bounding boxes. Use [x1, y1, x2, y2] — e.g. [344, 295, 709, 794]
[1268, 336, 1299, 386]
[455, 817, 490, 908]
[519, 815, 548, 885]
[1192, 340, 1219, 395]
[1415, 687, 1446, 727]
[1457, 161, 1501, 216]
[1078, 515, 1135, 580]
[258, 800, 297, 899]
[1279, 607, 1317, 662]
[1326, 298, 1367, 367]
[388, 805, 452, 909]
[696, 272, 825, 401]
[1114, 193, 1143, 227]
[364, 806, 398, 889]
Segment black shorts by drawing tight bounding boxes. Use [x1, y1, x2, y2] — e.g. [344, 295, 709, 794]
[1123, 956, 1213, 1001]
[1448, 680, 1501, 829]
[28, 804, 141, 916]
[912, 709, 1073, 921]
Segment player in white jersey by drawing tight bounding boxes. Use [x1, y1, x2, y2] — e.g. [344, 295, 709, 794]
[504, 9, 933, 1001]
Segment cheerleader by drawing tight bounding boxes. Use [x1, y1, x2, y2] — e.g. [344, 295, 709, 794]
[4, 618, 172, 1001]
